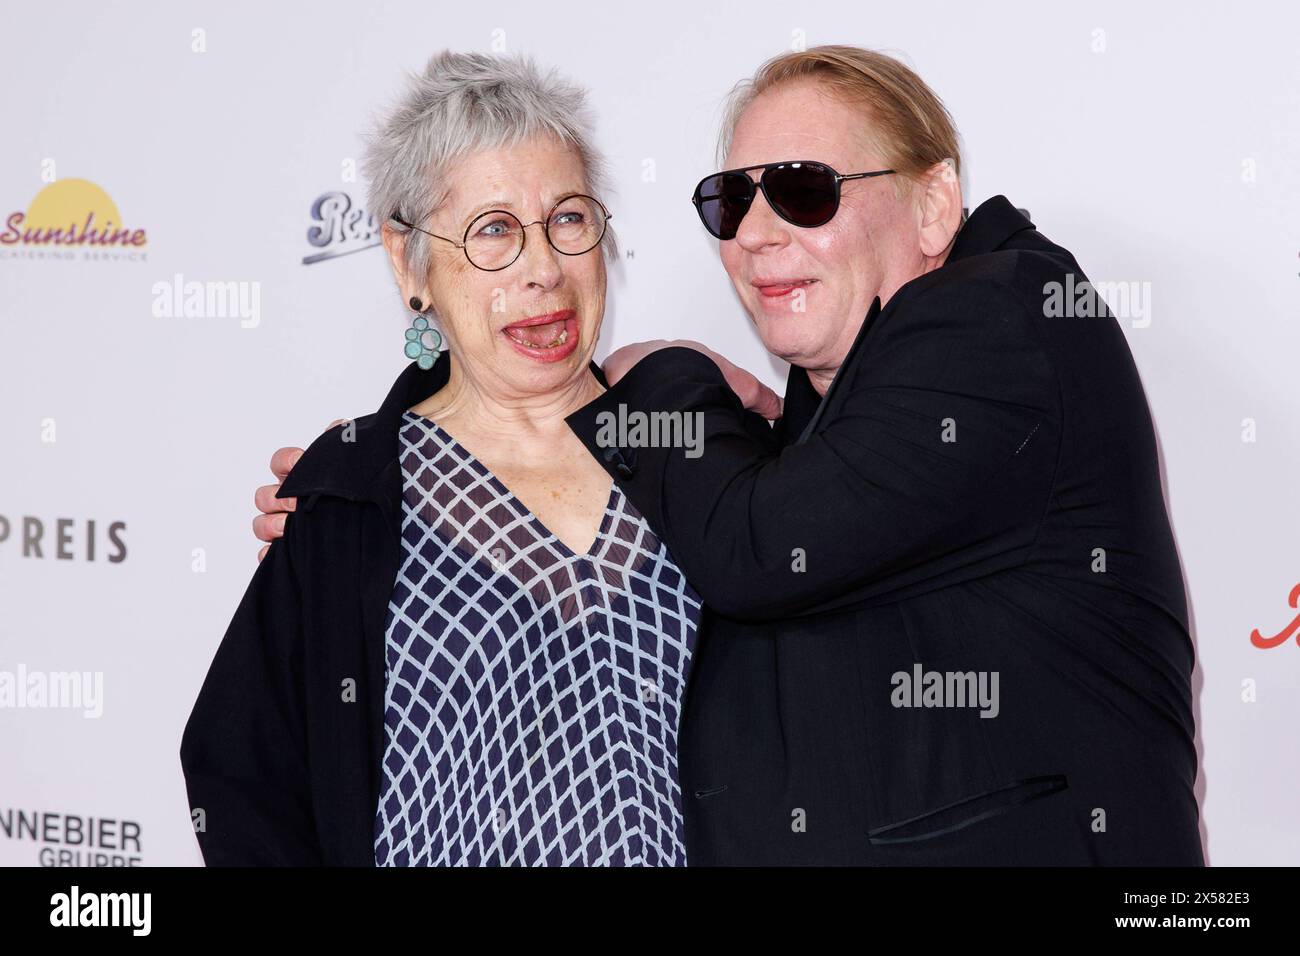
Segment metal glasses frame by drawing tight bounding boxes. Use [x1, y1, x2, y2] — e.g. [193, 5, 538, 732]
[390, 193, 612, 272]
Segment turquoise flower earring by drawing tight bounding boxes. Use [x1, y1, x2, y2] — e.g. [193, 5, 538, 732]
[404, 296, 443, 370]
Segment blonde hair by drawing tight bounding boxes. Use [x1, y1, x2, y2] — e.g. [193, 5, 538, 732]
[717, 46, 961, 190]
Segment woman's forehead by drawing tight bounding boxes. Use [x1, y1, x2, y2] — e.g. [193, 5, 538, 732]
[439, 140, 588, 215]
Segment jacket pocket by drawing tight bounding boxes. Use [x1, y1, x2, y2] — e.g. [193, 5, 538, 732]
[867, 773, 1068, 845]
[692, 783, 730, 799]
[854, 608, 1059, 844]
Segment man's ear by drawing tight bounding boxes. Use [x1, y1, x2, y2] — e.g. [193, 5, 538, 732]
[917, 158, 963, 259]
[381, 222, 429, 304]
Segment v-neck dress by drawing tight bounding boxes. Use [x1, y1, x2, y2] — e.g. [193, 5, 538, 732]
[373, 411, 702, 866]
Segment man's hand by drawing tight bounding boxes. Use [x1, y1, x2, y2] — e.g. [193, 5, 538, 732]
[252, 419, 347, 561]
[602, 339, 783, 420]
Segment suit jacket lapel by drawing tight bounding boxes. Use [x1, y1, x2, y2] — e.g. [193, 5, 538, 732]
[780, 195, 1035, 446]
[794, 295, 883, 445]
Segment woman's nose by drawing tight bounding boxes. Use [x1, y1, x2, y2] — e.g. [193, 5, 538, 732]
[519, 224, 564, 290]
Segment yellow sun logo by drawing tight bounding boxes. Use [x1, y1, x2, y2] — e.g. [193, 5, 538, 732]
[2, 179, 146, 247]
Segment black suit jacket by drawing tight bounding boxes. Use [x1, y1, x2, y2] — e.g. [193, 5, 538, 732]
[566, 196, 1204, 865]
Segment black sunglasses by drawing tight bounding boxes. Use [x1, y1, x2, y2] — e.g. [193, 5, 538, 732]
[692, 160, 896, 240]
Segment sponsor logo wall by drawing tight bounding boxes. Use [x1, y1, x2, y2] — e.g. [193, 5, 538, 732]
[1, 2, 1296, 865]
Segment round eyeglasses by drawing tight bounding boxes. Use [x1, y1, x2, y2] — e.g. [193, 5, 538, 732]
[391, 194, 612, 272]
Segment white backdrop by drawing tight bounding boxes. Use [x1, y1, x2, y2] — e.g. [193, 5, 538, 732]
[1, 0, 1297, 866]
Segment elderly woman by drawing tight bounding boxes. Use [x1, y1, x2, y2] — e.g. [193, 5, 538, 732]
[180, 52, 705, 867]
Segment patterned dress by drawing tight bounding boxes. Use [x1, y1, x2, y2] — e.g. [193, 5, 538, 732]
[373, 411, 701, 866]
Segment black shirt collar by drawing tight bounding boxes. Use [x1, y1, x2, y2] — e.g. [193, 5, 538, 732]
[947, 194, 1035, 263]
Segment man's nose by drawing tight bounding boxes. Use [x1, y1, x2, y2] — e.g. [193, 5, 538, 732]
[733, 184, 789, 253]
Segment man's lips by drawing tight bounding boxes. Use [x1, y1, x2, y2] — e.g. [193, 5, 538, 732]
[501, 309, 578, 360]
[753, 278, 818, 298]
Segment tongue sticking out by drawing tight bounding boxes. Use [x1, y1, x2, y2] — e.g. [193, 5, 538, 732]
[505, 319, 567, 349]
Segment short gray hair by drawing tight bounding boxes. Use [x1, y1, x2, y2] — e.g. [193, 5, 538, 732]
[364, 50, 617, 282]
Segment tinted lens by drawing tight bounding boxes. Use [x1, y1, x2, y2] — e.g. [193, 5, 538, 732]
[694, 172, 754, 239]
[763, 162, 838, 227]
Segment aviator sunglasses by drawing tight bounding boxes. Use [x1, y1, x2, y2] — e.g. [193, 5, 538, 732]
[691, 160, 896, 240]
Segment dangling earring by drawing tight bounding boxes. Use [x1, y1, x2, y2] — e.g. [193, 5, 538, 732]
[404, 296, 443, 370]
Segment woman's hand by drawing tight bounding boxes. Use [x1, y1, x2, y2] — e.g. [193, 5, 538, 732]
[602, 339, 783, 420]
[252, 419, 347, 561]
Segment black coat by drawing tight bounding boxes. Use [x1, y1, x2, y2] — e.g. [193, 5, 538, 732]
[179, 353, 615, 865]
[565, 196, 1205, 865]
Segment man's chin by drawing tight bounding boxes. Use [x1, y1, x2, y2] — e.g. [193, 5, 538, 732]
[753, 324, 818, 370]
